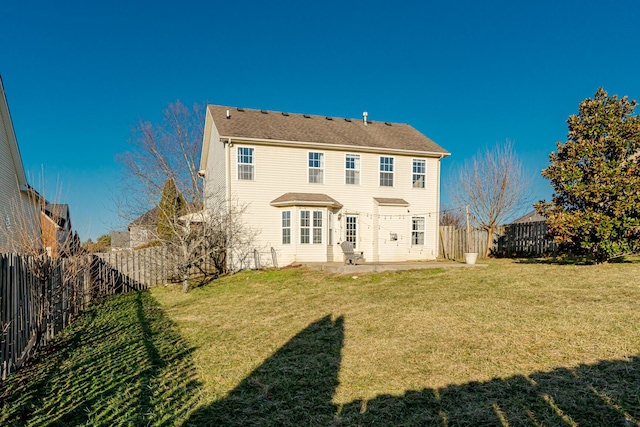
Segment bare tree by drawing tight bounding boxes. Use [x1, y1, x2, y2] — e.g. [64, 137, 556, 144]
[4, 173, 86, 362]
[161, 187, 258, 292]
[117, 102, 257, 291]
[448, 141, 532, 257]
[440, 207, 465, 228]
[116, 101, 204, 222]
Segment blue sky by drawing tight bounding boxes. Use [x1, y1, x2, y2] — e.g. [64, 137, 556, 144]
[2, 0, 640, 241]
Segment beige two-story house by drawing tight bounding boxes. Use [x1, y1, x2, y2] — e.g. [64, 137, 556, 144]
[199, 105, 449, 267]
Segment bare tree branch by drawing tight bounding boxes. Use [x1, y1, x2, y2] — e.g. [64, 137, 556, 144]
[448, 141, 532, 257]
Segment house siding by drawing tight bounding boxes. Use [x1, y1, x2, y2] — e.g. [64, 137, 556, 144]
[203, 112, 227, 205]
[0, 86, 39, 253]
[226, 143, 441, 266]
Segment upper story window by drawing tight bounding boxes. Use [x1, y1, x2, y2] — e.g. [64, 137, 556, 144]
[308, 152, 324, 184]
[412, 159, 426, 188]
[237, 147, 254, 180]
[345, 154, 360, 185]
[379, 156, 394, 187]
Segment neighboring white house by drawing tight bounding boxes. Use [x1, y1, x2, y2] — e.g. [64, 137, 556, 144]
[0, 76, 40, 253]
[199, 105, 450, 267]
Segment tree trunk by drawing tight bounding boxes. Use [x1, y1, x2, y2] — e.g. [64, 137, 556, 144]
[485, 226, 494, 258]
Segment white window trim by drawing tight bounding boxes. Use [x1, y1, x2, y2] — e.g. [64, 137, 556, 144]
[237, 146, 255, 181]
[307, 151, 325, 184]
[411, 216, 426, 246]
[379, 156, 394, 187]
[282, 210, 291, 245]
[412, 158, 426, 189]
[300, 209, 323, 244]
[345, 214, 358, 249]
[345, 153, 361, 185]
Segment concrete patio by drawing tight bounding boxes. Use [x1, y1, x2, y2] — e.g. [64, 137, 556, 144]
[300, 260, 488, 274]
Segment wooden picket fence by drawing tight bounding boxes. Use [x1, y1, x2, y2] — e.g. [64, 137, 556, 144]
[0, 252, 149, 381]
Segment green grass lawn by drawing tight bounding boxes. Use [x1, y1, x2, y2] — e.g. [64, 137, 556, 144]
[2, 258, 640, 425]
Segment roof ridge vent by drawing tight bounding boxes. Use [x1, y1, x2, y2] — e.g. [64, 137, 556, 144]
[384, 122, 392, 126]
[303, 114, 311, 118]
[237, 107, 245, 112]
[260, 110, 268, 114]
[282, 112, 289, 116]
[344, 118, 352, 122]
[325, 116, 333, 120]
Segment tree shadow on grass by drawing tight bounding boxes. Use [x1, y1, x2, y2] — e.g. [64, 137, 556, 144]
[0, 291, 201, 426]
[184, 314, 640, 426]
[185, 315, 344, 426]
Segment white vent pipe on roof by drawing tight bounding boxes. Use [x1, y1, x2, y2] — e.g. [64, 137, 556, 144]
[363, 111, 368, 126]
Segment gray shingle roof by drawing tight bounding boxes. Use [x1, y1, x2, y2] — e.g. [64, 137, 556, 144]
[208, 105, 448, 155]
[511, 210, 546, 224]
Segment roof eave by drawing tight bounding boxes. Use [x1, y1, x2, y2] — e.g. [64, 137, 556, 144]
[221, 135, 450, 158]
[270, 200, 343, 208]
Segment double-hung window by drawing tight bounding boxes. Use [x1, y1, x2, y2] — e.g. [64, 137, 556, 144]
[313, 211, 323, 243]
[308, 152, 324, 184]
[412, 159, 426, 188]
[411, 216, 425, 245]
[380, 156, 394, 186]
[300, 210, 322, 244]
[282, 211, 291, 244]
[345, 154, 360, 185]
[237, 147, 254, 180]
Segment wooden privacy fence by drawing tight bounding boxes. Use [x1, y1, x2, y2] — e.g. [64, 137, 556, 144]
[96, 245, 224, 286]
[439, 222, 556, 260]
[439, 226, 497, 260]
[0, 253, 148, 381]
[95, 246, 170, 288]
[495, 221, 558, 257]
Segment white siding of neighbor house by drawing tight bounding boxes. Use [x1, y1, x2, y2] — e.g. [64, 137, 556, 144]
[0, 98, 39, 253]
[219, 142, 442, 266]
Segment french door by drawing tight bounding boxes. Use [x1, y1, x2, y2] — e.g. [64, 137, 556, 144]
[345, 215, 358, 249]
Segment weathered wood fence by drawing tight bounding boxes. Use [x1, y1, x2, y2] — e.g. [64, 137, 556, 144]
[439, 222, 556, 260]
[439, 226, 498, 260]
[95, 247, 170, 288]
[495, 221, 558, 257]
[0, 252, 148, 381]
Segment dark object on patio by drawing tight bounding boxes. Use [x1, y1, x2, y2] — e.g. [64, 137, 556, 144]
[340, 241, 364, 265]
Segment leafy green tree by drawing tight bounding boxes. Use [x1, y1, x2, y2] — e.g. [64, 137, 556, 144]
[536, 88, 640, 263]
[82, 234, 111, 253]
[157, 178, 185, 241]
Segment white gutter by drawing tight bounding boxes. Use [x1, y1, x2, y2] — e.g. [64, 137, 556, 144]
[221, 135, 451, 158]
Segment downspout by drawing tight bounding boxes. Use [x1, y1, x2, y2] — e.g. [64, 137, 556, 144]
[225, 137, 233, 271]
[435, 153, 444, 258]
[226, 137, 232, 215]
